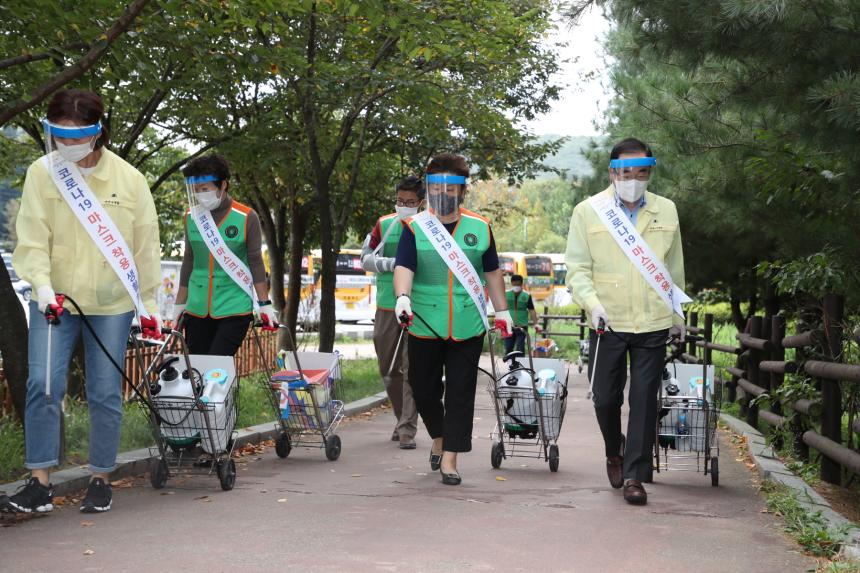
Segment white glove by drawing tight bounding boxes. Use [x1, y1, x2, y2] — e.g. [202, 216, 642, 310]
[172, 303, 186, 324]
[376, 257, 396, 273]
[395, 294, 412, 327]
[669, 323, 685, 340]
[494, 309, 514, 338]
[591, 304, 609, 331]
[37, 285, 57, 313]
[258, 303, 279, 326]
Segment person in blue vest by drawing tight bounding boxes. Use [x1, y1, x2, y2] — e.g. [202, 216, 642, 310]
[360, 176, 422, 449]
[172, 154, 276, 355]
[393, 153, 513, 486]
[504, 274, 539, 356]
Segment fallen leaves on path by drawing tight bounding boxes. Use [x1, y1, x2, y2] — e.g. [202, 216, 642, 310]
[194, 495, 212, 502]
[495, 476, 507, 481]
[83, 549, 95, 556]
[110, 478, 135, 489]
[80, 521, 94, 527]
[277, 498, 287, 503]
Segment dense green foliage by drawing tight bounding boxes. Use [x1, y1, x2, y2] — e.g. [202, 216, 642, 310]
[575, 0, 860, 316]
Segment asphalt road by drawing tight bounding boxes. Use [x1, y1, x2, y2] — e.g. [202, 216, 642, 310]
[0, 364, 815, 572]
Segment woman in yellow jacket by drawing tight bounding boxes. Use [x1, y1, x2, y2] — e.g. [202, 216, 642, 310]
[7, 89, 162, 515]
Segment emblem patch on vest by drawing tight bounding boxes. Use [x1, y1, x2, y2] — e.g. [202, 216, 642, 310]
[225, 225, 239, 238]
[464, 233, 478, 246]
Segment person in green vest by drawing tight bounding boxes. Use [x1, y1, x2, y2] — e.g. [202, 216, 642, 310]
[360, 176, 423, 449]
[172, 154, 276, 355]
[393, 153, 513, 486]
[504, 274, 539, 356]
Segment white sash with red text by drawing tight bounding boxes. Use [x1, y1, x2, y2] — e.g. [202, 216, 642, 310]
[190, 207, 258, 311]
[412, 210, 489, 329]
[589, 192, 691, 318]
[45, 154, 149, 318]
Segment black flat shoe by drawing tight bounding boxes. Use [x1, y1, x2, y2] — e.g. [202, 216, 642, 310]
[441, 471, 461, 486]
[429, 452, 442, 471]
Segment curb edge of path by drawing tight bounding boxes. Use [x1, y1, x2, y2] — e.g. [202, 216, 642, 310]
[720, 412, 860, 561]
[0, 391, 389, 500]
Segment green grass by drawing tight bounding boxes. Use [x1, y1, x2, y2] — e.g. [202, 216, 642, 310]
[0, 359, 383, 484]
[760, 480, 849, 558]
[338, 358, 385, 404]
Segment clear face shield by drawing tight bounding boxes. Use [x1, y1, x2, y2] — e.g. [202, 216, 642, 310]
[425, 173, 466, 217]
[185, 175, 224, 215]
[609, 156, 656, 203]
[42, 119, 101, 165]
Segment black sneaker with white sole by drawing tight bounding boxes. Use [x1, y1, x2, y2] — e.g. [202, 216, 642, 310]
[3, 477, 54, 514]
[80, 478, 112, 513]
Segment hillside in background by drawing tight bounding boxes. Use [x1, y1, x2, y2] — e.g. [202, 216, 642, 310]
[533, 134, 602, 181]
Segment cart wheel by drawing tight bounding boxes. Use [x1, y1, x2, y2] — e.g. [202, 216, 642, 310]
[218, 459, 236, 491]
[325, 435, 342, 461]
[150, 457, 168, 489]
[548, 445, 559, 472]
[710, 457, 719, 487]
[491, 442, 504, 469]
[275, 432, 291, 459]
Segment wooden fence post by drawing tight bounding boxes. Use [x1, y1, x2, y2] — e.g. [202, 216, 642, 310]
[820, 293, 844, 484]
[688, 311, 698, 358]
[578, 308, 586, 340]
[704, 313, 713, 366]
[745, 316, 763, 429]
[770, 315, 786, 449]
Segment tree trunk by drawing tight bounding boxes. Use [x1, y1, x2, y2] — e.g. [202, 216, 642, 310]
[0, 263, 28, 421]
[316, 176, 337, 352]
[285, 203, 308, 348]
[729, 286, 745, 333]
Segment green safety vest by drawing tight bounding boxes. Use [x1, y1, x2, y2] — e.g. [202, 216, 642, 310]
[375, 213, 404, 310]
[186, 202, 253, 319]
[506, 289, 531, 327]
[408, 209, 491, 341]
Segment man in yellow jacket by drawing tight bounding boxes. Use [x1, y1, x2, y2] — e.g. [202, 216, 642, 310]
[565, 138, 686, 506]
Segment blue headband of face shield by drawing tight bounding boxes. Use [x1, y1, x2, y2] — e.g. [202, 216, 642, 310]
[43, 119, 102, 138]
[609, 157, 656, 169]
[426, 174, 466, 185]
[185, 175, 220, 184]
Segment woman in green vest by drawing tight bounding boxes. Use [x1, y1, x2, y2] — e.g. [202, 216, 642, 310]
[393, 153, 513, 486]
[172, 154, 275, 356]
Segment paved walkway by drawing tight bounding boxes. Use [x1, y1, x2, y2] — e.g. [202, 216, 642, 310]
[0, 365, 815, 572]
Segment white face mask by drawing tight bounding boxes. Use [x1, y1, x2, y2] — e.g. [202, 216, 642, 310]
[614, 179, 648, 203]
[512, 286, 522, 293]
[197, 190, 222, 211]
[396, 205, 419, 221]
[56, 139, 96, 163]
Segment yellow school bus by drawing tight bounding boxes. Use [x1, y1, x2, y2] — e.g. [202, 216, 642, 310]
[325, 248, 375, 322]
[523, 254, 554, 302]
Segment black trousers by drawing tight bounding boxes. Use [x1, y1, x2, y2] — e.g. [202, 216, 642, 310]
[407, 334, 484, 453]
[503, 329, 526, 355]
[183, 314, 253, 356]
[588, 328, 668, 482]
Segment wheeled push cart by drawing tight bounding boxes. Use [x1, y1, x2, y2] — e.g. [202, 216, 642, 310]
[487, 328, 570, 472]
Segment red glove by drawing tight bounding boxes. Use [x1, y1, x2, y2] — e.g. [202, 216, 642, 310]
[260, 313, 279, 331]
[494, 310, 513, 338]
[45, 294, 65, 325]
[140, 314, 164, 340]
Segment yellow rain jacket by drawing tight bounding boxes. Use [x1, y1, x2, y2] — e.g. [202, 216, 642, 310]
[13, 149, 161, 316]
[565, 185, 685, 333]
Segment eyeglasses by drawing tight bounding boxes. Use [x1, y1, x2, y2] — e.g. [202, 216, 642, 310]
[396, 199, 421, 207]
[612, 167, 651, 181]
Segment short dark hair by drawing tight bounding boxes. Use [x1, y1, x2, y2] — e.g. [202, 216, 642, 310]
[609, 138, 652, 160]
[396, 175, 425, 199]
[182, 154, 231, 190]
[511, 274, 523, 284]
[426, 153, 470, 178]
[46, 89, 110, 149]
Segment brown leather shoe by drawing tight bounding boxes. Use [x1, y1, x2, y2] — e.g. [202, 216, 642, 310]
[623, 479, 647, 505]
[606, 434, 626, 489]
[606, 456, 624, 489]
[399, 435, 417, 449]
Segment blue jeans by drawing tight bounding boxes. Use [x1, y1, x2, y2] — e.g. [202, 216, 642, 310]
[503, 328, 527, 355]
[25, 301, 134, 473]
